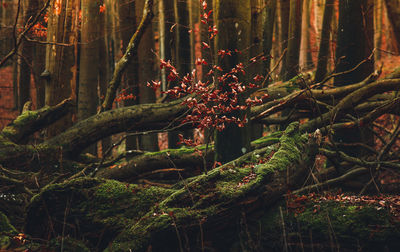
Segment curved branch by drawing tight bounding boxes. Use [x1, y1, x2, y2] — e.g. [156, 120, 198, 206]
[101, 0, 154, 111]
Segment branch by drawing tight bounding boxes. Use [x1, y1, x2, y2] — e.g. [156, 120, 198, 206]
[0, 0, 51, 68]
[1, 99, 74, 143]
[100, 0, 154, 111]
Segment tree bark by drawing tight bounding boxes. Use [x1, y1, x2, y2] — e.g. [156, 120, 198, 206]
[384, 0, 400, 52]
[136, 0, 159, 152]
[168, 0, 192, 149]
[44, 0, 78, 136]
[24, 122, 318, 251]
[78, 0, 103, 154]
[284, 0, 303, 81]
[213, 0, 251, 163]
[334, 0, 374, 156]
[315, 0, 334, 83]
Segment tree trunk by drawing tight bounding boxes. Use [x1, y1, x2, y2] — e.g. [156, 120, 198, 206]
[136, 0, 159, 152]
[284, 0, 303, 81]
[374, 0, 383, 62]
[335, 0, 374, 86]
[213, 0, 251, 163]
[118, 0, 139, 151]
[44, 0, 78, 136]
[16, 0, 36, 112]
[78, 0, 102, 154]
[263, 0, 277, 76]
[279, 0, 290, 79]
[158, 0, 174, 92]
[315, 0, 334, 83]
[384, 0, 400, 52]
[168, 0, 193, 149]
[333, 0, 374, 158]
[300, 0, 314, 70]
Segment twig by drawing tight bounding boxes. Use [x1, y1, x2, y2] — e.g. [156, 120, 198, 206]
[0, 0, 51, 67]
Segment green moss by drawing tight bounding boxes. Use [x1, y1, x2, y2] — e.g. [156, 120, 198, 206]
[0, 212, 16, 233]
[0, 212, 16, 250]
[1, 110, 38, 139]
[49, 237, 90, 252]
[259, 200, 400, 251]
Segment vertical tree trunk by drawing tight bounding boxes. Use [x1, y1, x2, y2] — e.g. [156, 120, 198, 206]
[284, 0, 303, 81]
[31, 0, 46, 110]
[279, 0, 290, 79]
[78, 0, 102, 154]
[0, 0, 15, 61]
[44, 0, 78, 136]
[249, 0, 264, 141]
[158, 0, 174, 92]
[270, 0, 280, 72]
[300, 0, 314, 70]
[99, 0, 116, 155]
[263, 0, 277, 76]
[334, 0, 374, 157]
[335, 0, 374, 86]
[136, 0, 159, 152]
[168, 0, 192, 148]
[384, 0, 400, 52]
[118, 0, 139, 150]
[213, 0, 251, 163]
[374, 0, 383, 62]
[315, 0, 334, 83]
[16, 1, 33, 112]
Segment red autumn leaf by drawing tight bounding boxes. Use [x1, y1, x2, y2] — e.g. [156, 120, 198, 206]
[99, 4, 106, 13]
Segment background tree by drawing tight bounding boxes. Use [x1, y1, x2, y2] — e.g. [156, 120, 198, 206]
[284, 0, 303, 81]
[135, 0, 159, 152]
[279, 0, 290, 79]
[78, 0, 102, 154]
[315, 0, 334, 83]
[213, 0, 251, 163]
[384, 0, 400, 51]
[334, 0, 374, 156]
[44, 0, 78, 136]
[168, 0, 192, 148]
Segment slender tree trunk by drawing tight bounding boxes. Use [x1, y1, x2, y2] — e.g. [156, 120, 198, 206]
[136, 0, 159, 152]
[118, 0, 139, 150]
[279, 0, 290, 79]
[284, 0, 303, 81]
[0, 0, 15, 61]
[315, 0, 334, 83]
[17, 1, 33, 112]
[99, 0, 116, 155]
[158, 0, 174, 92]
[213, 0, 251, 163]
[168, 0, 192, 148]
[374, 0, 383, 62]
[271, 0, 280, 73]
[263, 0, 277, 76]
[300, 0, 314, 70]
[44, 0, 78, 136]
[31, 0, 46, 110]
[78, 0, 102, 154]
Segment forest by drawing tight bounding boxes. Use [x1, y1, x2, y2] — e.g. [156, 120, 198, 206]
[1, 0, 400, 251]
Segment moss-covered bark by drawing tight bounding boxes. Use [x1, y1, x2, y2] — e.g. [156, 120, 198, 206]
[23, 123, 317, 251]
[259, 199, 400, 251]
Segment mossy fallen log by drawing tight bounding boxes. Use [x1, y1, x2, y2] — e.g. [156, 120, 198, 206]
[24, 123, 318, 251]
[258, 197, 400, 251]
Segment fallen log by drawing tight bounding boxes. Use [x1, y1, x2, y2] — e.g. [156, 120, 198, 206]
[24, 122, 318, 251]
